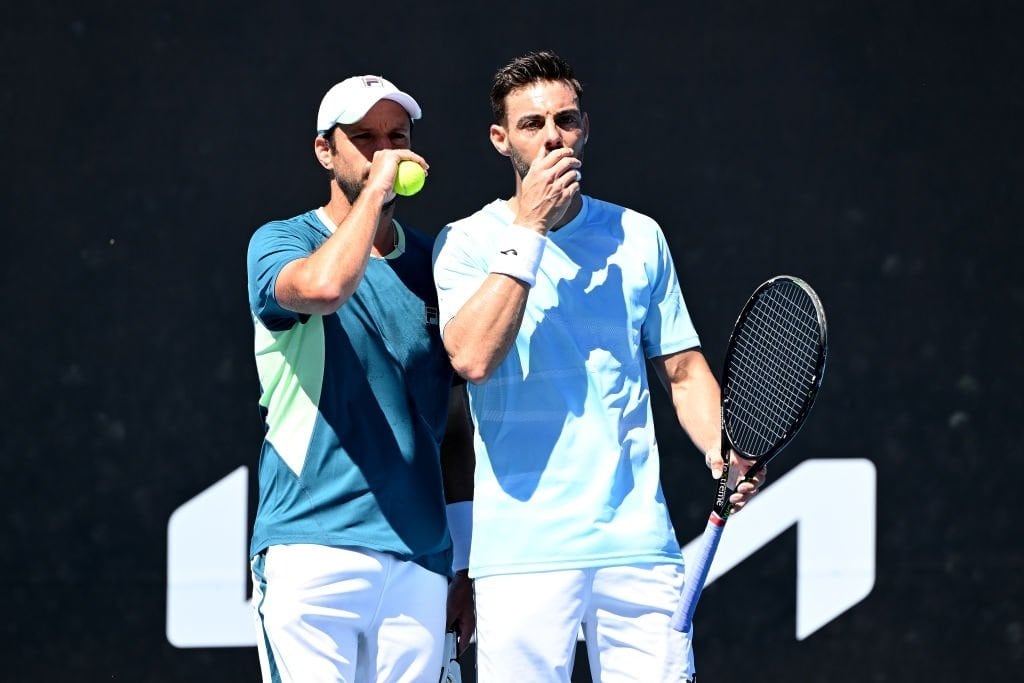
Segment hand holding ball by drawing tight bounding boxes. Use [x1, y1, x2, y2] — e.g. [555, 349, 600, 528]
[394, 160, 426, 196]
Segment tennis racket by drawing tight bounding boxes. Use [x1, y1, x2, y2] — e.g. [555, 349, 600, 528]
[669, 275, 828, 633]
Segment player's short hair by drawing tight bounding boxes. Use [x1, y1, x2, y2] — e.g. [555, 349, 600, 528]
[490, 51, 583, 125]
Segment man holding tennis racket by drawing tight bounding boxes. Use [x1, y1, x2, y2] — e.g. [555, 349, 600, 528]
[432, 51, 763, 682]
[246, 75, 474, 683]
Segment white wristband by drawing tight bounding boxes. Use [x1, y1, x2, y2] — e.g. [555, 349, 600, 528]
[488, 225, 546, 287]
[446, 501, 473, 572]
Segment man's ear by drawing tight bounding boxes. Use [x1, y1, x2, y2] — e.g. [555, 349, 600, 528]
[314, 135, 333, 169]
[582, 112, 590, 144]
[490, 124, 510, 157]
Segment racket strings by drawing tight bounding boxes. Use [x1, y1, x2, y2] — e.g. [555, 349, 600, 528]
[736, 296, 819, 401]
[725, 284, 823, 457]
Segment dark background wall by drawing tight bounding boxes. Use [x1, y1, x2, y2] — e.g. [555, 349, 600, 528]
[3, 1, 1020, 680]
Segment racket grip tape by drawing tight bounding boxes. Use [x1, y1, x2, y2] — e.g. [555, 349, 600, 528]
[670, 512, 726, 632]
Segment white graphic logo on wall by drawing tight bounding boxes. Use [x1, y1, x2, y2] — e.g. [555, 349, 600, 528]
[166, 459, 876, 647]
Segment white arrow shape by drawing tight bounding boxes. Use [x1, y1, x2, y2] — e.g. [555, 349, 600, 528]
[166, 466, 255, 647]
[682, 458, 876, 639]
[165, 459, 875, 647]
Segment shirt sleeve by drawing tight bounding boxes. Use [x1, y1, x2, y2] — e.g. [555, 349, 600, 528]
[640, 221, 700, 358]
[246, 221, 308, 331]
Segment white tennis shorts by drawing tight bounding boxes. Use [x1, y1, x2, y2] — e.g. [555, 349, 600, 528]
[474, 563, 695, 682]
[251, 544, 447, 683]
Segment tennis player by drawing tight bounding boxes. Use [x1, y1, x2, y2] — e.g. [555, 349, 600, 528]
[432, 51, 763, 682]
[246, 75, 474, 683]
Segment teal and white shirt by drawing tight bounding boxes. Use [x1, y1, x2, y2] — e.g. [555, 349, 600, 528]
[247, 208, 453, 578]
[433, 196, 700, 578]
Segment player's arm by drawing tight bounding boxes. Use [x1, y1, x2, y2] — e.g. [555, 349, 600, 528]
[441, 147, 580, 382]
[440, 385, 475, 654]
[440, 275, 530, 383]
[651, 348, 763, 511]
[275, 148, 425, 315]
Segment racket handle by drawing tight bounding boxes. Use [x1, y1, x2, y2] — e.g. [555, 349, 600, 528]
[670, 512, 726, 632]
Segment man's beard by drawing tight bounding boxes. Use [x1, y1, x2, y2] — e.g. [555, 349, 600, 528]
[334, 173, 397, 210]
[509, 145, 531, 181]
[335, 173, 363, 205]
[508, 145, 583, 181]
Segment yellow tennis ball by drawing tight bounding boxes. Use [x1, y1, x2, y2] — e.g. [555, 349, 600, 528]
[394, 160, 426, 196]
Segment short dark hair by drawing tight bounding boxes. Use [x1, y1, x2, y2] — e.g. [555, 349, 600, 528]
[490, 51, 583, 125]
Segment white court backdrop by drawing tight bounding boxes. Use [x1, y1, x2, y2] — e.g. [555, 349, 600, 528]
[166, 459, 876, 647]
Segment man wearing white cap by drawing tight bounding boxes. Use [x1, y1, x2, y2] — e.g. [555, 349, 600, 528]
[246, 75, 474, 682]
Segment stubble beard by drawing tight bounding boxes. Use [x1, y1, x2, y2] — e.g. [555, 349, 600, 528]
[334, 172, 363, 205]
[333, 171, 397, 210]
[509, 145, 531, 181]
[508, 144, 584, 181]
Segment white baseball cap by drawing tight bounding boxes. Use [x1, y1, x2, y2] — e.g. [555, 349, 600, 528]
[316, 75, 422, 134]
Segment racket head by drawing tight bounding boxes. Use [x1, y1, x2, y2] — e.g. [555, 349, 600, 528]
[721, 275, 828, 466]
